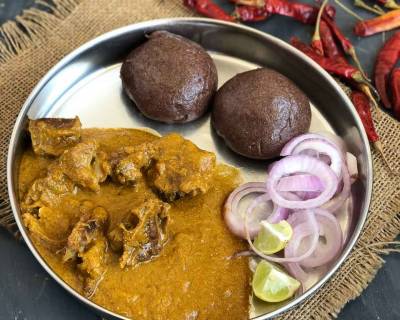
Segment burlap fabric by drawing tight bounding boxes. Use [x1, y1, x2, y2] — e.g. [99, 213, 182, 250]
[0, 1, 399, 319]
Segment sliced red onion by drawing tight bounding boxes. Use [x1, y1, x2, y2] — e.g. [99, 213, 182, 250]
[300, 150, 332, 165]
[223, 131, 356, 283]
[245, 210, 319, 263]
[281, 133, 344, 156]
[321, 165, 350, 213]
[267, 192, 301, 223]
[281, 133, 325, 156]
[290, 139, 344, 178]
[283, 215, 309, 286]
[295, 191, 321, 200]
[286, 209, 343, 268]
[223, 182, 268, 239]
[286, 209, 305, 226]
[317, 153, 332, 165]
[277, 174, 324, 193]
[267, 206, 289, 224]
[267, 155, 339, 209]
[244, 193, 276, 238]
[346, 152, 358, 183]
[284, 233, 309, 286]
[285, 261, 308, 283]
[317, 131, 346, 153]
[300, 209, 343, 268]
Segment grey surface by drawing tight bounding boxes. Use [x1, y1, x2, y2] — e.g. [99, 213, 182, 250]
[0, 0, 399, 320]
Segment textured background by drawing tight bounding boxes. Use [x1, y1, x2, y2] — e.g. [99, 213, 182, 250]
[0, 0, 399, 319]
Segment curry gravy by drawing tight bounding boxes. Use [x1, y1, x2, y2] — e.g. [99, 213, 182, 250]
[18, 128, 250, 320]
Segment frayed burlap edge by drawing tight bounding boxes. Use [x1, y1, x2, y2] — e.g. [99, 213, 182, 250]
[0, 0, 83, 236]
[0, 1, 399, 319]
[0, 0, 82, 64]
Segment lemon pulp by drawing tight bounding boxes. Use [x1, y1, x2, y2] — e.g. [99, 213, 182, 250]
[252, 260, 300, 302]
[253, 220, 293, 254]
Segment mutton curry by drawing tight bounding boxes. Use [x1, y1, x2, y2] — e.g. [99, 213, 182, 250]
[18, 117, 250, 320]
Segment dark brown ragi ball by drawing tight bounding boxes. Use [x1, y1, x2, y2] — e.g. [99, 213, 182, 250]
[212, 68, 311, 160]
[120, 31, 218, 123]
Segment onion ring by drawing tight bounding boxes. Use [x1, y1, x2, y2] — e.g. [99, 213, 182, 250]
[267, 155, 338, 209]
[290, 139, 344, 178]
[223, 182, 269, 239]
[281, 133, 344, 157]
[286, 209, 342, 268]
[277, 174, 324, 193]
[321, 165, 350, 213]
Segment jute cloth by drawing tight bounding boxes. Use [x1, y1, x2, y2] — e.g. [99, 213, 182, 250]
[0, 1, 399, 319]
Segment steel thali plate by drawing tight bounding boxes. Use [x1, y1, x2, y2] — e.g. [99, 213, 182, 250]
[7, 18, 373, 320]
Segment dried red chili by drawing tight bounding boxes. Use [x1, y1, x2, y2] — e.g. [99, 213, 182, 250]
[290, 37, 365, 82]
[319, 20, 347, 63]
[354, 9, 400, 36]
[183, 0, 235, 21]
[351, 91, 379, 142]
[234, 5, 270, 21]
[323, 17, 366, 79]
[391, 68, 400, 120]
[350, 90, 395, 172]
[292, 37, 379, 109]
[374, 32, 400, 109]
[265, 0, 316, 24]
[231, 0, 335, 24]
[323, 16, 350, 46]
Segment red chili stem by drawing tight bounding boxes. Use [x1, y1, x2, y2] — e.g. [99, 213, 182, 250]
[290, 37, 364, 81]
[183, 0, 235, 21]
[359, 84, 381, 117]
[391, 68, 400, 120]
[311, 0, 329, 55]
[354, 0, 385, 15]
[376, 0, 400, 9]
[354, 9, 400, 36]
[229, 0, 266, 6]
[234, 5, 270, 21]
[374, 32, 400, 109]
[311, 38, 324, 56]
[335, 0, 365, 20]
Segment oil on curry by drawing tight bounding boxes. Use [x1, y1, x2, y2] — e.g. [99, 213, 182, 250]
[18, 117, 250, 320]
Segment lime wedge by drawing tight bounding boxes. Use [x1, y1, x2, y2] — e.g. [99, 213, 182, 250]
[253, 220, 293, 254]
[252, 260, 300, 302]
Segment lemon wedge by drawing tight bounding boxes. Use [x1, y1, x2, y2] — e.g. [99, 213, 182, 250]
[253, 220, 293, 255]
[252, 260, 300, 302]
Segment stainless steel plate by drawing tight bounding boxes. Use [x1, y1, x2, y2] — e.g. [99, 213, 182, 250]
[7, 18, 373, 320]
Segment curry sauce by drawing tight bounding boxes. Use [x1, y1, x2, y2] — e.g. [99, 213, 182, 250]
[18, 123, 250, 320]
